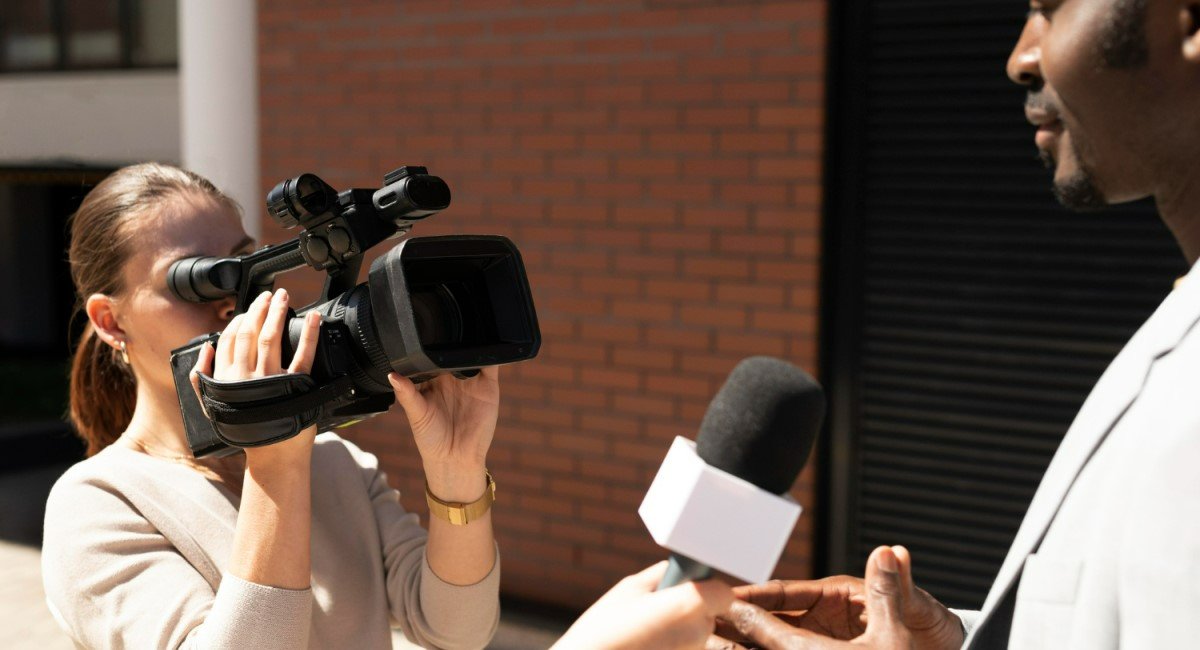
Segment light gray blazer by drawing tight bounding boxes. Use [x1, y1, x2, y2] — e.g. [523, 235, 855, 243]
[960, 262, 1200, 649]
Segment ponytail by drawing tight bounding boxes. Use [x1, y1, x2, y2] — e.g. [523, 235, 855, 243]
[69, 323, 136, 456]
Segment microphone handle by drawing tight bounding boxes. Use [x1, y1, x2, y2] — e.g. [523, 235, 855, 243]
[657, 553, 714, 590]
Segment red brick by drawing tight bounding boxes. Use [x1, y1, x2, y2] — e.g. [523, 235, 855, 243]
[719, 130, 792, 153]
[580, 367, 642, 391]
[544, 341, 606, 363]
[616, 58, 682, 79]
[682, 257, 751, 279]
[579, 462, 642, 485]
[752, 308, 818, 334]
[616, 108, 680, 128]
[645, 373, 712, 399]
[757, 106, 824, 128]
[584, 36, 645, 56]
[719, 232, 789, 255]
[650, 33, 717, 53]
[613, 252, 679, 275]
[722, 181, 791, 205]
[549, 387, 608, 409]
[579, 276, 640, 296]
[716, 331, 788, 357]
[646, 326, 712, 351]
[611, 299, 676, 322]
[684, 107, 753, 128]
[648, 131, 715, 154]
[583, 179, 643, 200]
[645, 278, 712, 301]
[582, 133, 643, 152]
[513, 38, 573, 57]
[612, 346, 676, 370]
[552, 13, 614, 32]
[725, 27, 795, 51]
[579, 412, 644, 438]
[647, 229, 712, 253]
[493, 16, 550, 35]
[757, 53, 824, 76]
[715, 282, 787, 306]
[580, 322, 641, 344]
[680, 305, 748, 328]
[648, 81, 716, 103]
[584, 83, 645, 104]
[616, 158, 680, 178]
[649, 181, 715, 203]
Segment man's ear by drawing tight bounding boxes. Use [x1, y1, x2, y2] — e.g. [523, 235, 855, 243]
[85, 293, 125, 350]
[1182, 4, 1200, 62]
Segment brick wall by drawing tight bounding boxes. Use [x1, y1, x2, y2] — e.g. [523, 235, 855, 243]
[259, 0, 826, 610]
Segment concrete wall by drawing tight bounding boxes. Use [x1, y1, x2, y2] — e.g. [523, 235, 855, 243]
[0, 72, 179, 165]
[258, 0, 827, 610]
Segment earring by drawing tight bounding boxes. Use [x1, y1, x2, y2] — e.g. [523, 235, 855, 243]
[118, 340, 130, 365]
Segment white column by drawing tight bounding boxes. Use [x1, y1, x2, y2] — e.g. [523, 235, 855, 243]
[179, 0, 261, 239]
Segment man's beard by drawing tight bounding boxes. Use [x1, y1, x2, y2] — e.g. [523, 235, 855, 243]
[1038, 148, 1108, 211]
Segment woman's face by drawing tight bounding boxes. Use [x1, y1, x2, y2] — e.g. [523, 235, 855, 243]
[115, 194, 254, 398]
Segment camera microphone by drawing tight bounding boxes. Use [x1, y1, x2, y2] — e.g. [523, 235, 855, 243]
[639, 356, 824, 589]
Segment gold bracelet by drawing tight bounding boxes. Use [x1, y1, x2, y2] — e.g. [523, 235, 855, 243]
[425, 470, 495, 526]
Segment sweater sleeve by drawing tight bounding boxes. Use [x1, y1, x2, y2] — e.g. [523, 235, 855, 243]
[341, 438, 500, 650]
[41, 467, 312, 650]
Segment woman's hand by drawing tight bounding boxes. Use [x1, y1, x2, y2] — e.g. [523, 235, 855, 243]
[388, 367, 499, 501]
[553, 562, 733, 650]
[192, 288, 322, 462]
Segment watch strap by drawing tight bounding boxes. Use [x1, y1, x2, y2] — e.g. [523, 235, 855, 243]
[425, 470, 495, 526]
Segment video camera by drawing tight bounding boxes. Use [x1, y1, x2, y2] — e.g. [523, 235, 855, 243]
[168, 166, 541, 457]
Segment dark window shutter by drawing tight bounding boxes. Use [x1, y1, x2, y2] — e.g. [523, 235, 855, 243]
[821, 1, 1188, 608]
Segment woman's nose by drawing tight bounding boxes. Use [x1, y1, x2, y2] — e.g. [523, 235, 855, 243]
[216, 295, 238, 322]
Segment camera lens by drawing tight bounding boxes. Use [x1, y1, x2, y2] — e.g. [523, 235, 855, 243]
[410, 284, 465, 348]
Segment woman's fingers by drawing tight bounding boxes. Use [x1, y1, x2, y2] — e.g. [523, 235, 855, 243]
[189, 340, 215, 399]
[287, 310, 322, 375]
[233, 291, 271, 373]
[215, 313, 243, 374]
[256, 289, 289, 376]
[388, 372, 433, 433]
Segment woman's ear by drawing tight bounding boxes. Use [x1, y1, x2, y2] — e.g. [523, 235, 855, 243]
[85, 293, 125, 350]
[1182, 5, 1200, 62]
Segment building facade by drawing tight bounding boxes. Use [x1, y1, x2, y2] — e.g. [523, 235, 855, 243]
[6, 0, 1187, 617]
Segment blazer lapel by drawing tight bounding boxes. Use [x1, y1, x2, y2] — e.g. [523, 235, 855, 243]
[968, 265, 1200, 643]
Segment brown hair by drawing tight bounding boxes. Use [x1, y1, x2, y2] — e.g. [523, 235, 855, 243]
[68, 163, 238, 456]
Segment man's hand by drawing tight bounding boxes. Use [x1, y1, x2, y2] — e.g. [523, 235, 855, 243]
[708, 546, 963, 650]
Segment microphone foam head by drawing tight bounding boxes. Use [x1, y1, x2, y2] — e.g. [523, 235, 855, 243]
[695, 356, 824, 495]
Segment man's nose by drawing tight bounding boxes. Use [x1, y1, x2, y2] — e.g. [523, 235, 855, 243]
[1007, 17, 1043, 86]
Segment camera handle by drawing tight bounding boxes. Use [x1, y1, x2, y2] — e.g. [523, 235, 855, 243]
[195, 371, 357, 448]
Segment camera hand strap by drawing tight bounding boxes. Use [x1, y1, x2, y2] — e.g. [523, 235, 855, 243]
[195, 372, 357, 448]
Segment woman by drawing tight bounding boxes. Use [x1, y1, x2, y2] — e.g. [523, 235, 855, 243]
[42, 163, 500, 649]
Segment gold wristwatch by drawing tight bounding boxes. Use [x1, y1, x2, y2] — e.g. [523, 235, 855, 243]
[425, 470, 496, 526]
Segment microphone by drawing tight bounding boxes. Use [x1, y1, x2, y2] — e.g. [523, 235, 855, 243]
[639, 356, 824, 589]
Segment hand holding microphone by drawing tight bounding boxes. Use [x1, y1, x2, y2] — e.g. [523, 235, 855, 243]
[641, 356, 825, 588]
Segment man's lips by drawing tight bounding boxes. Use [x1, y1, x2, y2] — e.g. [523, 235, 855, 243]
[1025, 106, 1063, 150]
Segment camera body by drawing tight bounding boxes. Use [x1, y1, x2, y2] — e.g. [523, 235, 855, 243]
[168, 166, 541, 457]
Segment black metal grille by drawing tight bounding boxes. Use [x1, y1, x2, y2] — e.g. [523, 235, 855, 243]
[821, 0, 1187, 608]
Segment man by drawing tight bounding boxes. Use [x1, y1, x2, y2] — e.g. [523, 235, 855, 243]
[715, 1, 1200, 648]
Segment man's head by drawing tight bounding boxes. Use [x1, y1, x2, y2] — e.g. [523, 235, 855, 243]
[1008, 0, 1200, 211]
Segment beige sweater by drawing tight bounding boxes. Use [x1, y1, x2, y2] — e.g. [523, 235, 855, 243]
[41, 433, 500, 649]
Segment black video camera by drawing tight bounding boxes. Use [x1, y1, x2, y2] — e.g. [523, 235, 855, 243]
[168, 166, 541, 457]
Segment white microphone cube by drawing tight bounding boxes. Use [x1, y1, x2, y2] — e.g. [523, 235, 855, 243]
[639, 436, 803, 585]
